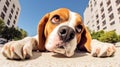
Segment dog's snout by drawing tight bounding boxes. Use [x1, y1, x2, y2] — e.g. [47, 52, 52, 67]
[58, 26, 75, 42]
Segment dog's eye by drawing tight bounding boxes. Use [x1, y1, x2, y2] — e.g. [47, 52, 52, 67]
[75, 25, 82, 33]
[51, 15, 60, 24]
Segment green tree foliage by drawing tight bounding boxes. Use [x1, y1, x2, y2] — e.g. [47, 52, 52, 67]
[91, 30, 104, 40]
[98, 30, 119, 43]
[118, 35, 120, 42]
[19, 29, 27, 39]
[0, 19, 5, 36]
[1, 26, 22, 40]
[91, 30, 120, 43]
[0, 19, 27, 40]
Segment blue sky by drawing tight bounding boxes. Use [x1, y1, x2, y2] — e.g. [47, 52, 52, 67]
[18, 0, 89, 36]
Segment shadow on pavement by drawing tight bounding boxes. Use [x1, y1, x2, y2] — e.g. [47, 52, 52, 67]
[31, 52, 42, 60]
[52, 52, 88, 58]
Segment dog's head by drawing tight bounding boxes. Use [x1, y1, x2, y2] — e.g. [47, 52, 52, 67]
[37, 8, 91, 57]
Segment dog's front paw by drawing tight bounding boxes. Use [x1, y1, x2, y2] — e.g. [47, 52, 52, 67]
[1, 40, 33, 60]
[91, 40, 116, 57]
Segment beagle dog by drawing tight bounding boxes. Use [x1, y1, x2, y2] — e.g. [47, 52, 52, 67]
[1, 8, 116, 60]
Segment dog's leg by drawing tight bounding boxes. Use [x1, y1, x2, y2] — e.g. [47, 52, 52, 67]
[91, 39, 116, 57]
[1, 36, 38, 60]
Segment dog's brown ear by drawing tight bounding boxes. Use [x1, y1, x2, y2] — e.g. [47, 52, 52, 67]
[77, 27, 92, 52]
[37, 13, 50, 51]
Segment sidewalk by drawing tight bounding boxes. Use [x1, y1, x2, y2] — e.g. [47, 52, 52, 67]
[0, 44, 120, 67]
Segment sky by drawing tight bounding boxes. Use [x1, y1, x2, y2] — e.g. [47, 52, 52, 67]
[18, 0, 89, 36]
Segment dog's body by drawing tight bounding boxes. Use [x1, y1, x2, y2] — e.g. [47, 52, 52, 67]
[1, 8, 116, 60]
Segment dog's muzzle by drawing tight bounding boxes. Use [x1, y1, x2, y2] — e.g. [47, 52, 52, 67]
[57, 26, 75, 42]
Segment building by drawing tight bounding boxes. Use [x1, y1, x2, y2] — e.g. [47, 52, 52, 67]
[84, 0, 120, 34]
[0, 0, 21, 27]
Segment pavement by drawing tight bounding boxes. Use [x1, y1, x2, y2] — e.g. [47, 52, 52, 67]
[0, 43, 120, 67]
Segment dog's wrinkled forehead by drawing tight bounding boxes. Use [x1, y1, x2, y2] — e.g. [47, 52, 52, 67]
[49, 8, 84, 27]
[49, 8, 69, 23]
[44, 8, 84, 40]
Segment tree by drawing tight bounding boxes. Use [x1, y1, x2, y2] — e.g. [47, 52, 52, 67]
[0, 19, 28, 41]
[1, 26, 22, 40]
[91, 30, 120, 43]
[98, 30, 119, 43]
[20, 29, 27, 38]
[118, 35, 120, 42]
[91, 30, 104, 40]
[0, 19, 5, 37]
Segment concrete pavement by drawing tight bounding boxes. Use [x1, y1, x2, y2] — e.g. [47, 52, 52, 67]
[0, 43, 120, 67]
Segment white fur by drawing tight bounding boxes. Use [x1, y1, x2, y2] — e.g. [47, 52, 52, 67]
[45, 11, 77, 57]
[1, 37, 37, 59]
[91, 39, 116, 57]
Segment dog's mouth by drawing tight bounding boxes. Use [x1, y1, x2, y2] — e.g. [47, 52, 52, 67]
[56, 42, 67, 49]
[53, 42, 69, 54]
[57, 43, 64, 49]
[58, 45, 64, 49]
[53, 41, 76, 57]
[45, 27, 77, 57]
[45, 33, 66, 52]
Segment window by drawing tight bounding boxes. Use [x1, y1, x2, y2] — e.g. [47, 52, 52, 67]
[11, 9, 14, 14]
[96, 14, 98, 19]
[7, 20, 10, 25]
[116, 0, 120, 6]
[13, 20, 16, 24]
[102, 20, 106, 26]
[107, 0, 111, 6]
[101, 7, 104, 13]
[113, 29, 116, 31]
[110, 21, 115, 25]
[108, 6, 112, 13]
[102, 13, 105, 19]
[3, 5, 7, 13]
[91, 8, 93, 12]
[109, 13, 114, 21]
[9, 14, 12, 19]
[12, 25, 14, 27]
[90, 4, 92, 7]
[17, 8, 19, 11]
[97, 26, 100, 30]
[100, 2, 103, 7]
[90, 1, 92, 4]
[94, 1, 97, 6]
[5, 0, 9, 7]
[0, 12, 5, 19]
[118, 7, 120, 14]
[87, 21, 90, 24]
[16, 11, 18, 15]
[13, 4, 15, 9]
[119, 17, 120, 23]
[97, 20, 99, 24]
[15, 15, 17, 19]
[103, 27, 107, 30]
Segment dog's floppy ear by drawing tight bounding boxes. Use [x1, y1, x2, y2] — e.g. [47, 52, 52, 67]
[77, 27, 92, 52]
[37, 13, 50, 51]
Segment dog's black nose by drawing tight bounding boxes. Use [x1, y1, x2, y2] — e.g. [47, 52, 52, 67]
[58, 26, 75, 42]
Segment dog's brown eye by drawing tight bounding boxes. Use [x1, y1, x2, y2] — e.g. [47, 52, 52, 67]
[75, 25, 82, 33]
[51, 15, 60, 24]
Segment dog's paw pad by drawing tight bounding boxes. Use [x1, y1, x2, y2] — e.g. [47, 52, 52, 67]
[91, 42, 116, 57]
[92, 48, 101, 57]
[1, 41, 33, 60]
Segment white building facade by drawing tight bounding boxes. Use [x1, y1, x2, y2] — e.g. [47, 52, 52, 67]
[84, 0, 120, 34]
[0, 0, 21, 27]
